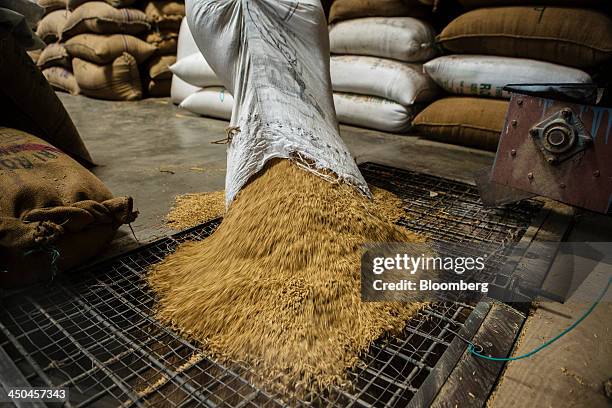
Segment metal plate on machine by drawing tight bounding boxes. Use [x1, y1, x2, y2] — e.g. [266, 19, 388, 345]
[492, 94, 612, 214]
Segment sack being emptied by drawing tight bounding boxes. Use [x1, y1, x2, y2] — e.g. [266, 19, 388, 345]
[149, 0, 428, 399]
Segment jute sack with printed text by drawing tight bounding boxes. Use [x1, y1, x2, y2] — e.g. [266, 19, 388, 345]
[0, 30, 93, 166]
[43, 66, 80, 95]
[0, 128, 137, 288]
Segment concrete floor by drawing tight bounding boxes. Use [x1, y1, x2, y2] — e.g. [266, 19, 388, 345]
[58, 93, 495, 252]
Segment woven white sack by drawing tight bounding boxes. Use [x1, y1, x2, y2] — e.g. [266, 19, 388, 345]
[333, 93, 415, 133]
[424, 55, 592, 99]
[329, 17, 437, 62]
[330, 55, 439, 106]
[180, 87, 233, 120]
[187, 0, 369, 206]
[170, 52, 223, 88]
[170, 17, 201, 104]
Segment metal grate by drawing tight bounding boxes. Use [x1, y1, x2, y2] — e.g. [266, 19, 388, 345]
[0, 163, 542, 407]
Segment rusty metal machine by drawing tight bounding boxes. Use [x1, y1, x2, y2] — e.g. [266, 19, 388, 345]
[478, 84, 612, 214]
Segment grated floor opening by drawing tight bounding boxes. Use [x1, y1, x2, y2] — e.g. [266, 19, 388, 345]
[0, 163, 542, 407]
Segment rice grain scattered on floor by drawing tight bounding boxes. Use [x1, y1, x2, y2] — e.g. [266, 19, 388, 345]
[166, 191, 225, 230]
[165, 186, 404, 230]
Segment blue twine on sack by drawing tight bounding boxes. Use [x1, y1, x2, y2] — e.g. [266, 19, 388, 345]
[468, 277, 611, 362]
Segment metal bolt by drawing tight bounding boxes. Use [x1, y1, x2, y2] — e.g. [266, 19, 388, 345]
[511, 120, 518, 127]
[593, 170, 600, 177]
[561, 108, 572, 118]
[528, 172, 534, 180]
[517, 99, 523, 106]
[560, 183, 566, 189]
[547, 157, 556, 164]
[510, 149, 516, 157]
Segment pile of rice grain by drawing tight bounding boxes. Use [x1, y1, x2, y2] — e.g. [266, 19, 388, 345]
[148, 159, 425, 398]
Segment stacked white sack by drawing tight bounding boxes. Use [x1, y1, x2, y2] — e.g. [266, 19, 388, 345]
[187, 0, 369, 206]
[170, 17, 201, 104]
[328, 16, 439, 133]
[423, 55, 592, 100]
[170, 51, 233, 120]
[170, 17, 233, 120]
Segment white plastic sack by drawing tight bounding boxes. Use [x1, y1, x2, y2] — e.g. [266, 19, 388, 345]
[329, 17, 437, 62]
[171, 17, 201, 104]
[180, 87, 233, 120]
[187, 0, 369, 206]
[333, 92, 415, 133]
[171, 76, 200, 105]
[424, 55, 593, 99]
[176, 17, 198, 60]
[330, 55, 439, 106]
[170, 52, 223, 88]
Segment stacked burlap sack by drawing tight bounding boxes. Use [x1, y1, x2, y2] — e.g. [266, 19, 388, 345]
[328, 0, 442, 133]
[413, 1, 612, 151]
[169, 17, 233, 120]
[35, 0, 151, 99]
[141, 0, 184, 97]
[32, 0, 70, 90]
[1, 23, 138, 287]
[34, 2, 78, 95]
[34, 0, 184, 100]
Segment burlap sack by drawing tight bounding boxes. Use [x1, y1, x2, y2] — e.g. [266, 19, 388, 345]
[0, 30, 93, 166]
[65, 33, 156, 64]
[35, 8, 70, 43]
[103, 0, 137, 7]
[148, 54, 175, 80]
[61, 2, 150, 40]
[458, 0, 606, 7]
[37, 0, 66, 14]
[412, 97, 508, 151]
[37, 42, 70, 69]
[438, 7, 612, 69]
[68, 0, 136, 9]
[0, 128, 137, 288]
[146, 30, 177, 55]
[329, 0, 431, 24]
[43, 66, 80, 94]
[147, 78, 171, 97]
[72, 52, 142, 100]
[145, 0, 184, 31]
